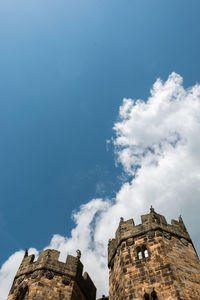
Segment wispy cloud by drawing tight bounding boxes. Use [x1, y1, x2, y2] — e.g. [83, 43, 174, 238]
[1, 73, 200, 299]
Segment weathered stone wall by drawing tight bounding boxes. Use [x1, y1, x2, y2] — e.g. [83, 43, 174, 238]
[165, 234, 200, 299]
[7, 249, 96, 300]
[108, 209, 200, 300]
[7, 209, 200, 300]
[7, 271, 85, 300]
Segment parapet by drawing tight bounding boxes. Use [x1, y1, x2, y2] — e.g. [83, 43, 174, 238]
[16, 249, 96, 300]
[108, 207, 191, 267]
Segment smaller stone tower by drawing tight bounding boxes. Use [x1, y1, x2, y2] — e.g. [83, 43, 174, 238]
[7, 249, 96, 300]
[108, 207, 200, 299]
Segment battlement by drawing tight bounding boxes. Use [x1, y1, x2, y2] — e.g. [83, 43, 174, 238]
[108, 207, 191, 267]
[16, 249, 96, 300]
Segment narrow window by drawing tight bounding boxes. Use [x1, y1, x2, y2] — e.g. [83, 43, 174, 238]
[151, 290, 158, 300]
[144, 293, 150, 300]
[136, 246, 143, 260]
[142, 245, 149, 258]
[138, 250, 143, 259]
[144, 249, 149, 258]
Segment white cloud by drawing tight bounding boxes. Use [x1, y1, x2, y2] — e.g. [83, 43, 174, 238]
[48, 198, 111, 295]
[1, 73, 200, 299]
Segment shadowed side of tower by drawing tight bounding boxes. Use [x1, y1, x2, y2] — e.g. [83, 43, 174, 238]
[7, 249, 96, 300]
[108, 208, 200, 300]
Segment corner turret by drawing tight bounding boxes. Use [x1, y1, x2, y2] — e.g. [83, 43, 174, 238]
[7, 249, 96, 300]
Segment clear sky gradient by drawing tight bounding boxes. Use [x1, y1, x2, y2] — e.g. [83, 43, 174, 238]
[1, 0, 200, 270]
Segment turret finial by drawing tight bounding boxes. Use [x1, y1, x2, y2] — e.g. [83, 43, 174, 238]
[76, 249, 81, 260]
[179, 215, 183, 223]
[24, 248, 28, 257]
[150, 205, 155, 213]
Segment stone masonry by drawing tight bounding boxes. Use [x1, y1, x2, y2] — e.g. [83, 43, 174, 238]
[108, 207, 200, 299]
[7, 208, 200, 299]
[7, 249, 96, 300]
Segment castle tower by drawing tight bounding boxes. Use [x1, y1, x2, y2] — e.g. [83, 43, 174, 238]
[108, 208, 200, 299]
[7, 249, 96, 300]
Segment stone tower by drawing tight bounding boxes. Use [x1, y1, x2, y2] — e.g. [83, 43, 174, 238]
[7, 249, 96, 300]
[108, 207, 200, 300]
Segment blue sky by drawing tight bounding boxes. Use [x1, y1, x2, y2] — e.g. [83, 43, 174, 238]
[1, 0, 200, 296]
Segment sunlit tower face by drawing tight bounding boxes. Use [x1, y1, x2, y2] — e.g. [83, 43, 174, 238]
[108, 208, 200, 300]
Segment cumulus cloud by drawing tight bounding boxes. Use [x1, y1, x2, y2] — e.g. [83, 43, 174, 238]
[47, 198, 111, 294]
[1, 72, 200, 299]
[113, 72, 200, 230]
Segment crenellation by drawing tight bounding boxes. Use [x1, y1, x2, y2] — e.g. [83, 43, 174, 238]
[16, 250, 84, 279]
[38, 249, 60, 262]
[7, 207, 200, 300]
[8, 249, 96, 300]
[108, 209, 192, 268]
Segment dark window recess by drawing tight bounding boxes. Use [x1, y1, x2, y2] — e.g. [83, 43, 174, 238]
[151, 290, 158, 299]
[136, 246, 141, 259]
[142, 245, 149, 258]
[15, 286, 28, 300]
[144, 293, 150, 300]
[137, 245, 149, 260]
[144, 290, 158, 300]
